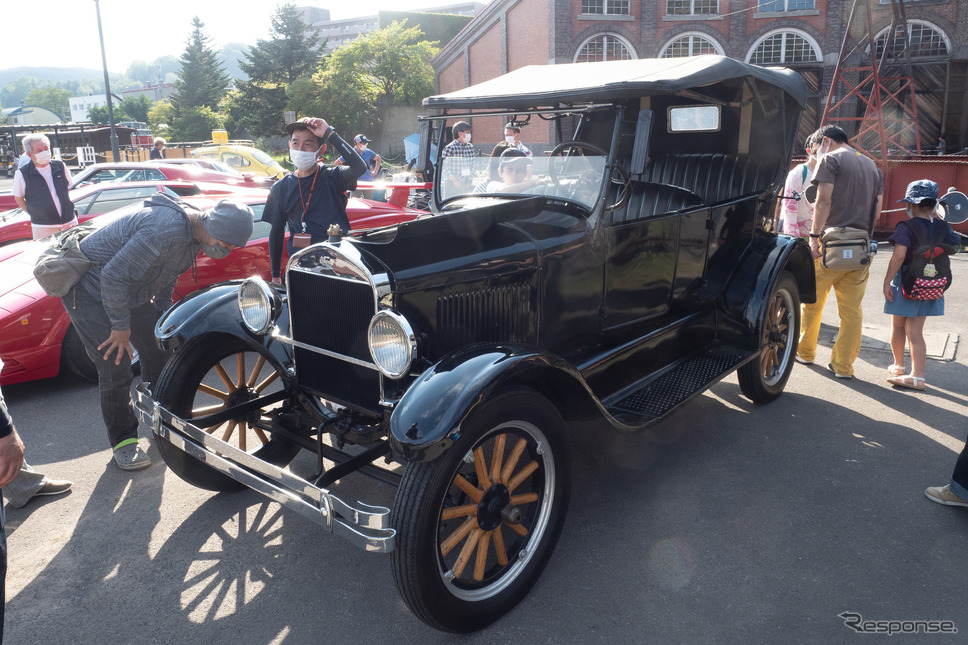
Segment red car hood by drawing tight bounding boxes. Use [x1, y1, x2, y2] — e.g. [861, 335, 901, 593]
[0, 240, 47, 315]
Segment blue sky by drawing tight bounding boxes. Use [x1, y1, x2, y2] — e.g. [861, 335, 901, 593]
[11, 0, 481, 72]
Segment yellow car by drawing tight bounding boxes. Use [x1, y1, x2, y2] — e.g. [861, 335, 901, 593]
[192, 144, 285, 180]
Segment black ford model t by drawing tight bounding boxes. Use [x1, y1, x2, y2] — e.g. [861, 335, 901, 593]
[135, 56, 815, 632]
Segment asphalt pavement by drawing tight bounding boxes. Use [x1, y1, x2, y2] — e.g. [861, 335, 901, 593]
[2, 213, 968, 643]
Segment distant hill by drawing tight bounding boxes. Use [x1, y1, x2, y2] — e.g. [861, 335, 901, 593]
[0, 67, 106, 89]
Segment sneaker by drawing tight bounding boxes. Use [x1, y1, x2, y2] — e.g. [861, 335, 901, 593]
[794, 356, 813, 365]
[925, 484, 968, 507]
[113, 442, 151, 471]
[35, 479, 73, 498]
[826, 363, 852, 379]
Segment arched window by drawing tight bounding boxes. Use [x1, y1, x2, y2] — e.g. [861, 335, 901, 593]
[748, 30, 820, 65]
[575, 34, 636, 63]
[660, 33, 725, 58]
[873, 21, 949, 59]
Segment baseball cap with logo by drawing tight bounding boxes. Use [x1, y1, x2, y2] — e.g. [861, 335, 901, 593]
[899, 179, 940, 204]
[354, 134, 371, 144]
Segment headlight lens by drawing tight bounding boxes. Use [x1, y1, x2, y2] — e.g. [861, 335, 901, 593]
[368, 310, 416, 379]
[238, 277, 276, 335]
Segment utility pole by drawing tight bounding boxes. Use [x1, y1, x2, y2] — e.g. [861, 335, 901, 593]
[94, 0, 120, 161]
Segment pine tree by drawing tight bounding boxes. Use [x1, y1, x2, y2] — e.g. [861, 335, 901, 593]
[232, 3, 324, 138]
[171, 17, 230, 113]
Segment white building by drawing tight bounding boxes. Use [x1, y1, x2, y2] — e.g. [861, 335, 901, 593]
[69, 94, 119, 123]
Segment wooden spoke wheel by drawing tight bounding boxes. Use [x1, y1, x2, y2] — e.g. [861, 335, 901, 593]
[739, 271, 800, 404]
[154, 336, 299, 491]
[391, 389, 570, 633]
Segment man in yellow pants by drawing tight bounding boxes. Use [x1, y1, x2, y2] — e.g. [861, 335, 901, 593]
[797, 125, 883, 378]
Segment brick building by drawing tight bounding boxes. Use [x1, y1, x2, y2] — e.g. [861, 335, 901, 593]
[432, 0, 967, 153]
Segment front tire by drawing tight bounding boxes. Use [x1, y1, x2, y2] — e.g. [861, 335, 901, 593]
[738, 271, 800, 404]
[390, 389, 570, 633]
[153, 335, 300, 491]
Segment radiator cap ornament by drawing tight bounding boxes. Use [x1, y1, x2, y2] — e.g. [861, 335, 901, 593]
[327, 224, 343, 243]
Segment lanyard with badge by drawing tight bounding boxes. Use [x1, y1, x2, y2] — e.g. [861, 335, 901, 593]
[293, 167, 318, 248]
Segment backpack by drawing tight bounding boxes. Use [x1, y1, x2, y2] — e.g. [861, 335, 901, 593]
[901, 219, 958, 300]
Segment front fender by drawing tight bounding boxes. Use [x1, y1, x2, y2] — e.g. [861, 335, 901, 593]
[156, 280, 292, 367]
[388, 344, 593, 462]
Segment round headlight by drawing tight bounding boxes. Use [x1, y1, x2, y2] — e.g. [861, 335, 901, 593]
[238, 277, 276, 335]
[368, 311, 416, 379]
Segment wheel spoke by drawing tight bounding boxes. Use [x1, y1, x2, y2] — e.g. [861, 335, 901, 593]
[504, 521, 528, 537]
[238, 422, 247, 451]
[489, 433, 506, 484]
[492, 526, 508, 566]
[452, 528, 482, 579]
[453, 474, 484, 503]
[473, 446, 491, 490]
[441, 503, 478, 521]
[253, 427, 270, 445]
[246, 355, 267, 388]
[213, 362, 236, 391]
[473, 530, 492, 582]
[219, 421, 236, 441]
[254, 371, 280, 394]
[236, 353, 245, 388]
[440, 516, 477, 557]
[191, 403, 226, 416]
[507, 459, 539, 493]
[196, 383, 230, 401]
[509, 492, 538, 506]
[500, 437, 528, 483]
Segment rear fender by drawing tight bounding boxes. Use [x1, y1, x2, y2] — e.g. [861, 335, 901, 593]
[720, 234, 815, 344]
[389, 344, 599, 462]
[156, 280, 292, 367]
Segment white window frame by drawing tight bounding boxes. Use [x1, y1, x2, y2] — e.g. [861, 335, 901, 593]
[757, 0, 815, 11]
[573, 34, 638, 63]
[581, 0, 632, 16]
[666, 0, 719, 15]
[745, 29, 822, 65]
[659, 32, 726, 58]
[872, 19, 950, 59]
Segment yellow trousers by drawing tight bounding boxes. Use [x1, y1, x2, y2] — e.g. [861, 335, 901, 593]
[798, 258, 870, 376]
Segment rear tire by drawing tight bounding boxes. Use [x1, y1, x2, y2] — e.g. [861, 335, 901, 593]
[738, 271, 800, 404]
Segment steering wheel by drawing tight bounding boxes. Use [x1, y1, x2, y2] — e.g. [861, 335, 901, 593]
[548, 140, 630, 211]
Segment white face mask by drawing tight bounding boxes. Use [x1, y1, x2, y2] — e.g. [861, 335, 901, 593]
[460, 132, 471, 144]
[818, 138, 830, 158]
[505, 135, 516, 145]
[360, 144, 368, 151]
[290, 148, 318, 171]
[905, 205, 914, 219]
[33, 150, 52, 165]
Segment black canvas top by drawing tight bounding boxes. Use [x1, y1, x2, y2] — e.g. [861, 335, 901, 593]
[423, 55, 808, 110]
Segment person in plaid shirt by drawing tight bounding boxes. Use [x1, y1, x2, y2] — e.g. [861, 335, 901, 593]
[440, 121, 476, 195]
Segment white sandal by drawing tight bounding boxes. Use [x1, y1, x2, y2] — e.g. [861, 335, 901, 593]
[889, 375, 925, 391]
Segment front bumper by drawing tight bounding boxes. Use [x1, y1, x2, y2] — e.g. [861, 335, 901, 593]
[134, 383, 396, 553]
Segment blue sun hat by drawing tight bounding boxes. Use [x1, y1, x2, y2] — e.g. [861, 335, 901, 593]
[899, 179, 939, 204]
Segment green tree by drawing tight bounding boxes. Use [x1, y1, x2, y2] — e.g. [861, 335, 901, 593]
[234, 3, 324, 137]
[86, 104, 110, 124]
[0, 76, 43, 109]
[148, 101, 175, 139]
[118, 94, 154, 123]
[24, 86, 72, 120]
[171, 17, 230, 112]
[171, 105, 223, 142]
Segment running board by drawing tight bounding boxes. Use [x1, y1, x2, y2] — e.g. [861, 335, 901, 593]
[603, 345, 756, 425]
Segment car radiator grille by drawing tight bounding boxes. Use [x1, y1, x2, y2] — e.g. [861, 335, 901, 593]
[288, 270, 380, 411]
[435, 284, 533, 353]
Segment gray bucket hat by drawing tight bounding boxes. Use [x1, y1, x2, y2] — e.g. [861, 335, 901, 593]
[200, 199, 254, 247]
[899, 179, 940, 204]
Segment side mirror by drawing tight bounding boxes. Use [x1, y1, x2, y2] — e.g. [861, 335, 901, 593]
[941, 189, 968, 224]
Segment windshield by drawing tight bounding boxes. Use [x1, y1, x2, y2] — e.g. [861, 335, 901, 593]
[439, 151, 606, 211]
[250, 148, 275, 165]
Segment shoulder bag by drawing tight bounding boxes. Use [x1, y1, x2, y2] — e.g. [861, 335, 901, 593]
[32, 223, 97, 297]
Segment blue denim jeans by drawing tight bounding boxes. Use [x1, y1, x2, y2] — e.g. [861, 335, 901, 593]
[950, 438, 968, 500]
[61, 287, 172, 448]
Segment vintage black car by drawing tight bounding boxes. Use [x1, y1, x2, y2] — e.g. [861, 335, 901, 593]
[135, 55, 816, 632]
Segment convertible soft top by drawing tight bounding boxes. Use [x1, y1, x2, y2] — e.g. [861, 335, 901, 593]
[424, 55, 808, 110]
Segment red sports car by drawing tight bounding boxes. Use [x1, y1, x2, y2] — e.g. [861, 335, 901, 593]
[0, 161, 276, 211]
[0, 193, 426, 385]
[0, 180, 262, 247]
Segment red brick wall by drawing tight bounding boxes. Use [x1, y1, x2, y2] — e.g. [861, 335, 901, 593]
[508, 0, 550, 70]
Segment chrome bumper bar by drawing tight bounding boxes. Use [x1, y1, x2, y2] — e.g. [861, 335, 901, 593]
[134, 383, 396, 553]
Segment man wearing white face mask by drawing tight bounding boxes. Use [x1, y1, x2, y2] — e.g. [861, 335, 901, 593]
[334, 134, 382, 181]
[440, 121, 476, 195]
[11, 133, 78, 239]
[263, 117, 366, 286]
[487, 122, 532, 181]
